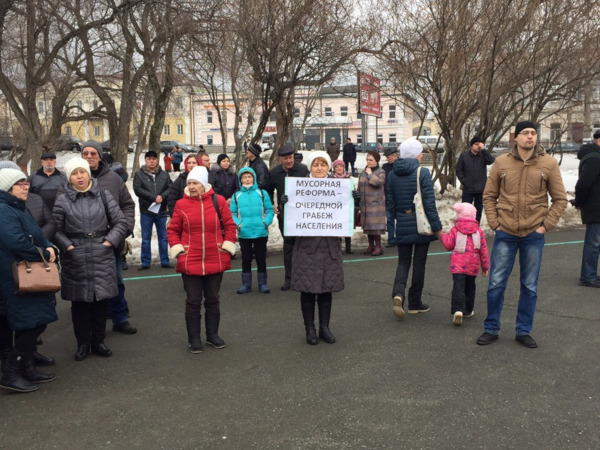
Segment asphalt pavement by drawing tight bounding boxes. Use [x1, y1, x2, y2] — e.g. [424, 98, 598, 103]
[1, 227, 599, 449]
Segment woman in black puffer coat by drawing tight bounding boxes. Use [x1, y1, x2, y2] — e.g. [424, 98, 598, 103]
[53, 158, 127, 362]
[0, 169, 58, 393]
[209, 154, 239, 202]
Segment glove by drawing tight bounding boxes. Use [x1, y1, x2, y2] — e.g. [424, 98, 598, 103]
[352, 190, 361, 201]
[280, 195, 288, 205]
[120, 239, 133, 256]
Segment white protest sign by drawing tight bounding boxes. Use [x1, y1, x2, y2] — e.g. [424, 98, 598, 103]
[284, 177, 354, 237]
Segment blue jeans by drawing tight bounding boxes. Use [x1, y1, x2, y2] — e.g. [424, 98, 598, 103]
[386, 209, 396, 245]
[140, 213, 169, 266]
[108, 248, 129, 325]
[484, 230, 544, 336]
[580, 223, 600, 283]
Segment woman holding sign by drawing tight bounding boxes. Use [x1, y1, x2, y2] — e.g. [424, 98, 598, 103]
[285, 151, 349, 345]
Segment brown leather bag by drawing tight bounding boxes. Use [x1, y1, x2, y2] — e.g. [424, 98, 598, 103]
[12, 247, 61, 294]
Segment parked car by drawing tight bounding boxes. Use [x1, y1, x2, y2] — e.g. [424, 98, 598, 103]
[159, 140, 195, 153]
[416, 136, 445, 153]
[58, 135, 83, 152]
[356, 142, 383, 152]
[101, 140, 134, 153]
[547, 142, 580, 154]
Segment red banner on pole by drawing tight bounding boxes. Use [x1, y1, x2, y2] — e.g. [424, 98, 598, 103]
[358, 72, 381, 117]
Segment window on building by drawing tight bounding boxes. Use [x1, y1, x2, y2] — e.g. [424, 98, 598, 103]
[389, 105, 396, 119]
[176, 124, 183, 135]
[207, 111, 213, 124]
[93, 100, 98, 110]
[357, 134, 362, 144]
[94, 126, 100, 137]
[294, 108, 300, 118]
[76, 101, 83, 111]
[164, 124, 170, 135]
[306, 108, 312, 117]
[325, 107, 333, 117]
[550, 123, 561, 142]
[377, 133, 383, 144]
[207, 135, 213, 145]
[389, 133, 397, 143]
[340, 106, 348, 117]
[37, 102, 45, 114]
[357, 112, 363, 120]
[65, 126, 72, 136]
[269, 111, 276, 122]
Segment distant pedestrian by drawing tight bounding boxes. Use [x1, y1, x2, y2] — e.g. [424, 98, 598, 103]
[332, 159, 359, 254]
[382, 146, 399, 247]
[326, 137, 340, 162]
[209, 154, 238, 203]
[358, 151, 386, 256]
[439, 203, 490, 326]
[456, 136, 495, 223]
[572, 130, 600, 288]
[163, 151, 174, 172]
[342, 138, 357, 177]
[171, 145, 183, 172]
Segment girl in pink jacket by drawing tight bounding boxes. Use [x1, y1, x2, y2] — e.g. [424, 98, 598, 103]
[440, 203, 490, 326]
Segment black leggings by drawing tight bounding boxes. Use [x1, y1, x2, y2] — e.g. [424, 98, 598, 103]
[239, 237, 268, 273]
[14, 324, 46, 354]
[71, 300, 108, 346]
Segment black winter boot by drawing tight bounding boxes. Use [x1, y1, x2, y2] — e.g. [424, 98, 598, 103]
[205, 312, 226, 349]
[344, 237, 353, 254]
[237, 272, 252, 294]
[185, 315, 203, 353]
[257, 272, 270, 293]
[301, 294, 318, 345]
[22, 354, 56, 383]
[0, 346, 11, 372]
[317, 295, 336, 343]
[0, 351, 39, 393]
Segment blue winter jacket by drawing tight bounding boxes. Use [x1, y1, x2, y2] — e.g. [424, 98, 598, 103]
[230, 167, 274, 239]
[385, 158, 442, 245]
[0, 190, 58, 330]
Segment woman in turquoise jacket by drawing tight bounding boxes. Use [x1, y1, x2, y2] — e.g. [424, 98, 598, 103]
[230, 167, 274, 294]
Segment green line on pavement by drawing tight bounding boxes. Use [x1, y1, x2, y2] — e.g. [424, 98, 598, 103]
[123, 239, 583, 282]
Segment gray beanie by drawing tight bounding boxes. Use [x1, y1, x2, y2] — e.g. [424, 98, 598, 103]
[0, 168, 27, 192]
[81, 140, 102, 154]
[0, 161, 21, 171]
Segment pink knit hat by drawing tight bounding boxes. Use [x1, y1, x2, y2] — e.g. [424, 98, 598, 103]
[453, 202, 476, 220]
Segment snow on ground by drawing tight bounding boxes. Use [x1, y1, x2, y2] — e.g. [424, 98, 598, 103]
[46, 150, 584, 265]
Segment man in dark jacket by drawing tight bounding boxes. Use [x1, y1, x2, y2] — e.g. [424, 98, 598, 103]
[343, 138, 357, 176]
[133, 151, 173, 270]
[246, 143, 270, 190]
[267, 145, 309, 290]
[573, 131, 600, 288]
[456, 136, 495, 223]
[28, 151, 67, 211]
[382, 146, 399, 247]
[81, 141, 137, 335]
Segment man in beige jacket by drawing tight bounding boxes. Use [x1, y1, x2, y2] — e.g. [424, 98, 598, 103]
[477, 121, 567, 348]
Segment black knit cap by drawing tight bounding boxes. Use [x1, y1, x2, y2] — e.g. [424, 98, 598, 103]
[217, 154, 229, 166]
[514, 121, 537, 136]
[277, 144, 294, 156]
[248, 143, 262, 156]
[470, 136, 484, 146]
[593, 130, 600, 140]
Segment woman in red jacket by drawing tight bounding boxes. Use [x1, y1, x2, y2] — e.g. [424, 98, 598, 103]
[167, 166, 237, 353]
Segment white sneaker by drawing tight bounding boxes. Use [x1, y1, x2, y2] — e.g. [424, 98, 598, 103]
[393, 296, 405, 319]
[453, 311, 463, 326]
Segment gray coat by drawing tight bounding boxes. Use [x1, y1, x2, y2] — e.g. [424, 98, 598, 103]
[53, 181, 127, 302]
[291, 236, 344, 294]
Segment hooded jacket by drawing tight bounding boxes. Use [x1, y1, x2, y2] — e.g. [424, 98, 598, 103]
[574, 143, 600, 224]
[0, 190, 57, 330]
[483, 144, 567, 236]
[230, 167, 274, 239]
[440, 218, 490, 276]
[167, 186, 237, 276]
[53, 180, 128, 302]
[133, 164, 173, 215]
[385, 158, 442, 245]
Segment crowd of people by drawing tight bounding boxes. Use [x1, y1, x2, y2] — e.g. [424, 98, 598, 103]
[1, 119, 598, 395]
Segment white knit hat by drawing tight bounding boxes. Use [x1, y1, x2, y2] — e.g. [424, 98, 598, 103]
[64, 157, 91, 179]
[187, 166, 209, 188]
[0, 168, 27, 192]
[399, 138, 423, 159]
[307, 150, 332, 171]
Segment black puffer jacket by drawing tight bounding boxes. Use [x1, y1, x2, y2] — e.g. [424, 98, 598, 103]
[53, 181, 127, 302]
[209, 167, 239, 200]
[574, 143, 600, 224]
[167, 172, 188, 217]
[456, 149, 495, 193]
[133, 165, 172, 215]
[28, 168, 67, 210]
[26, 191, 56, 242]
[248, 156, 270, 190]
